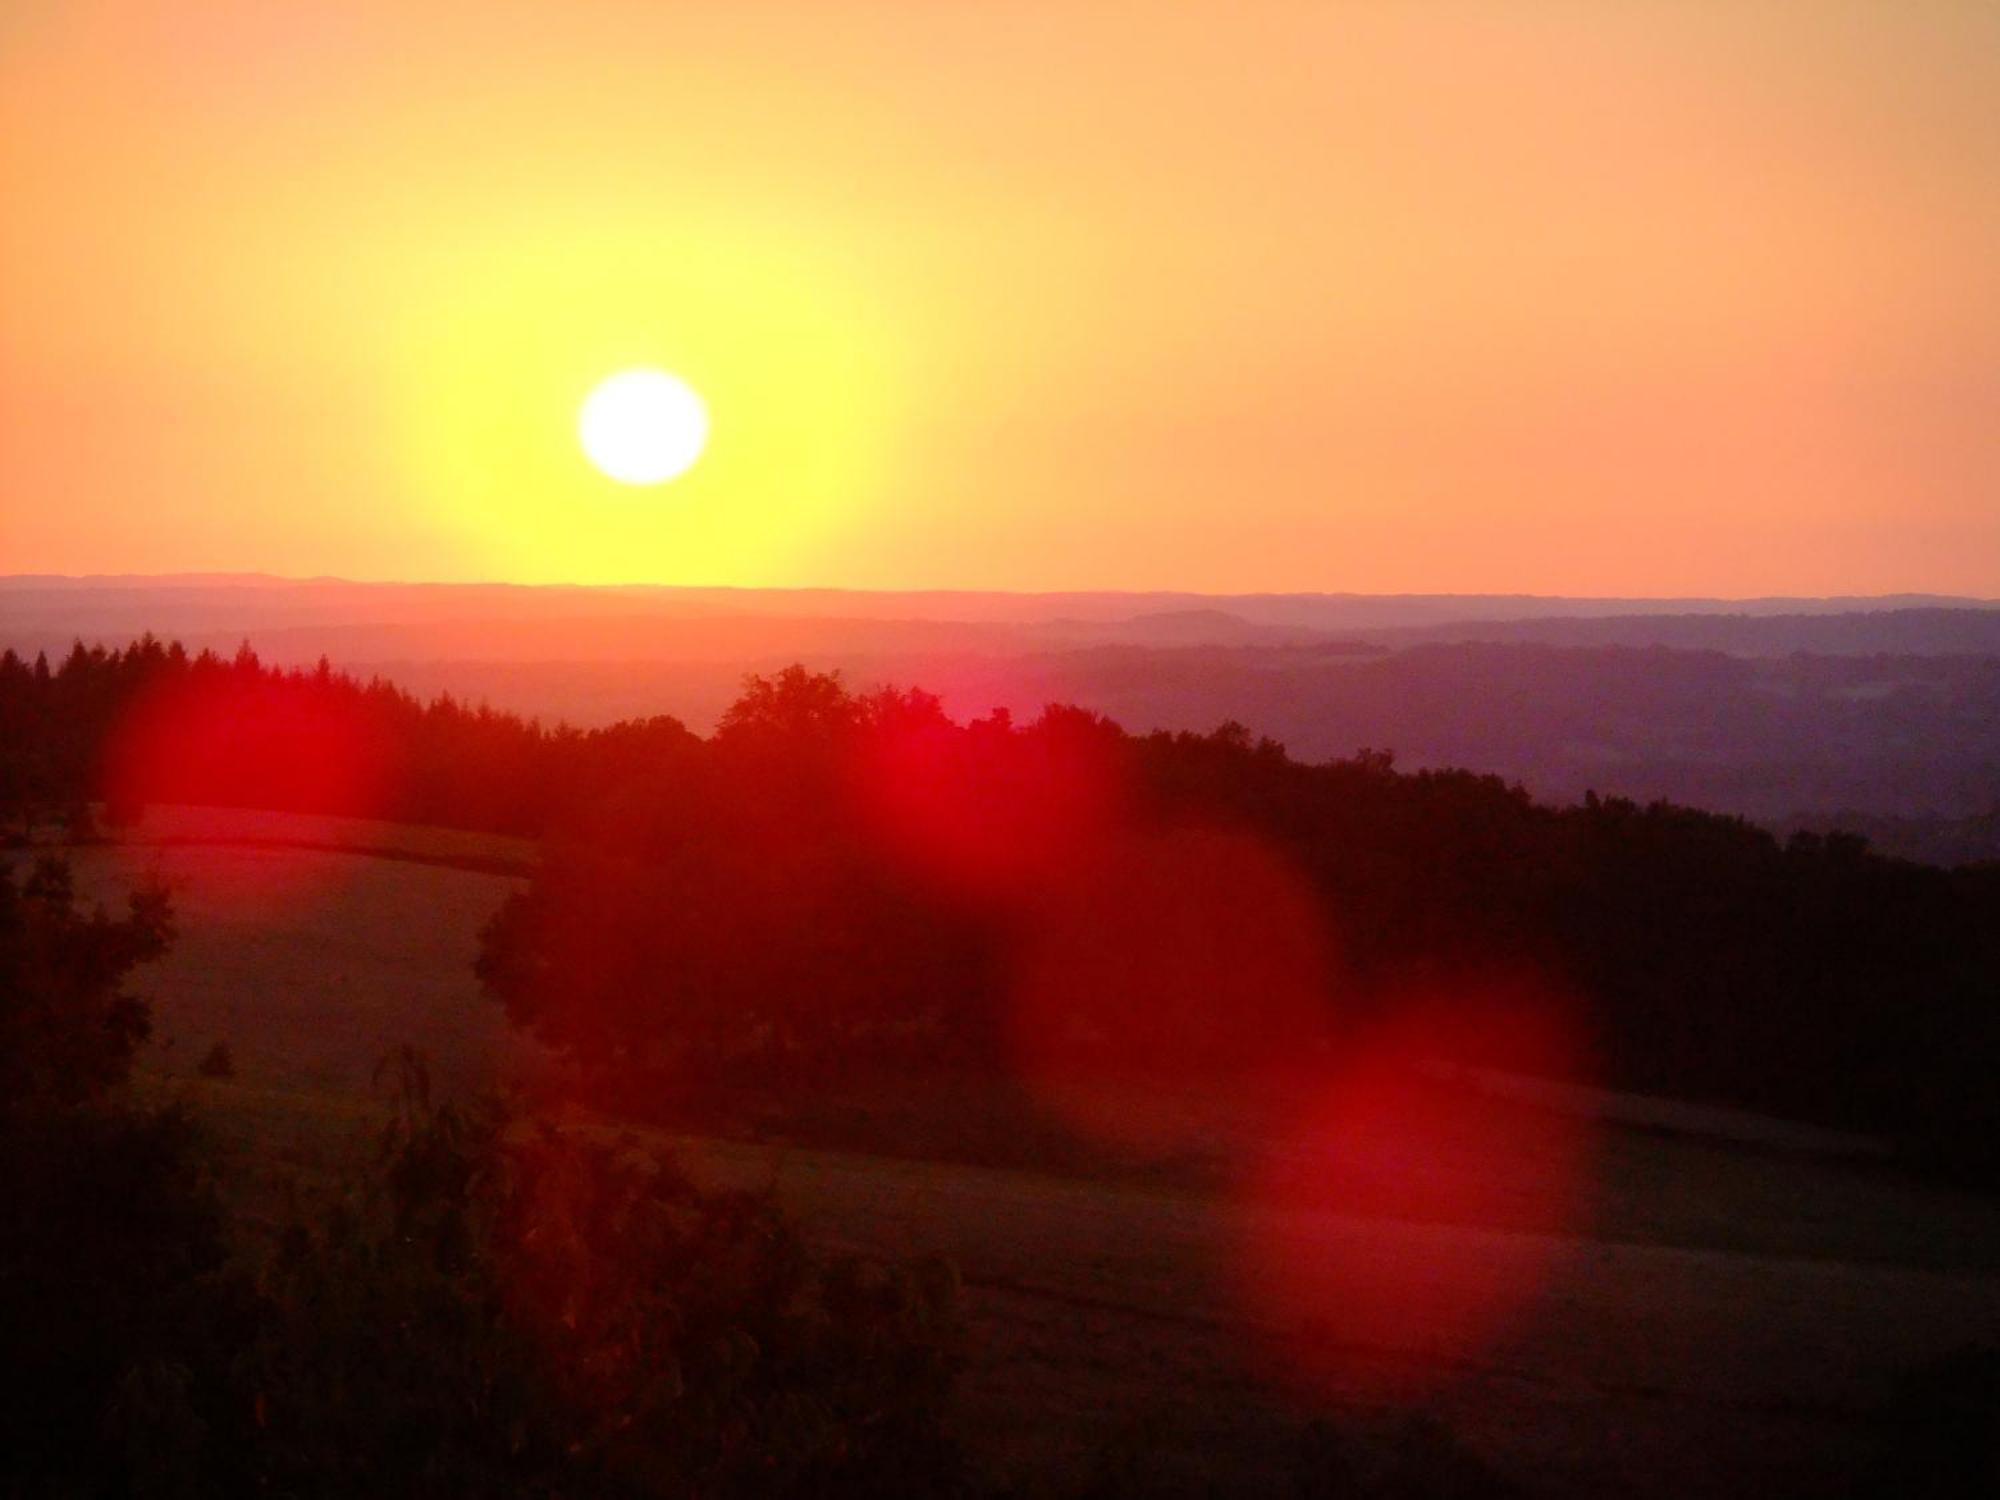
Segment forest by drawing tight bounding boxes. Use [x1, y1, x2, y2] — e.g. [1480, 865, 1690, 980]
[3, 636, 1997, 1185]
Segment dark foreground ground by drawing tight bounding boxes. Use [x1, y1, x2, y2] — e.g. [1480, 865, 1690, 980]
[64, 809, 2000, 1498]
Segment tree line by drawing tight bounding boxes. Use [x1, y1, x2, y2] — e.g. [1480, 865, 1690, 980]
[4, 638, 1997, 1182]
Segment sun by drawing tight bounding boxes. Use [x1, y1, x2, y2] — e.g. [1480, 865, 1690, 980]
[578, 368, 709, 484]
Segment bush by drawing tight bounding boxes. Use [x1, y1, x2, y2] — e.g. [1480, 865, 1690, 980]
[0, 855, 967, 1497]
[229, 1056, 966, 1498]
[3, 1067, 968, 1497]
[0, 1101, 244, 1497]
[0, 854, 171, 1117]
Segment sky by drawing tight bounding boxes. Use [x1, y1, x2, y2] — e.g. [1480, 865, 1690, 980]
[2, 0, 1996, 596]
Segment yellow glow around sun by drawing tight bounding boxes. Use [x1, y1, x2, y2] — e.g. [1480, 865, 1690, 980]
[390, 217, 905, 584]
[579, 368, 709, 484]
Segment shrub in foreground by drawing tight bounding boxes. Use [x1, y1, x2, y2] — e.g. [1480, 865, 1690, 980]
[234, 1057, 966, 1498]
[0, 855, 966, 1499]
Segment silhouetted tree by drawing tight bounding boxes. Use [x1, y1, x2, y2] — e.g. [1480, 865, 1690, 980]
[0, 855, 171, 1117]
[5, 640, 1998, 1178]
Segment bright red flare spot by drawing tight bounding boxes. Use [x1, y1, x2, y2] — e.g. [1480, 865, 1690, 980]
[854, 711, 1124, 902]
[1234, 979, 1595, 1403]
[98, 667, 399, 912]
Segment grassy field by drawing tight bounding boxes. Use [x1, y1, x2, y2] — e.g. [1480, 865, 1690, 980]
[49, 810, 2000, 1498]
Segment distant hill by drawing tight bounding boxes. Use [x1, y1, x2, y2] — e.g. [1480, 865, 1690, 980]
[3, 574, 1992, 655]
[5, 576, 1997, 856]
[895, 643, 2000, 829]
[1370, 607, 2000, 657]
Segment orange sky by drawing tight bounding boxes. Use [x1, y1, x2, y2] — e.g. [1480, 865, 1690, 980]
[3, 1, 1996, 595]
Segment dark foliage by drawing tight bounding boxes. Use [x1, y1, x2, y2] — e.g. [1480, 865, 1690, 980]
[478, 667, 2000, 1182]
[0, 636, 700, 839]
[0, 856, 239, 1494]
[225, 1057, 965, 1499]
[0, 853, 171, 1116]
[0, 1100, 243, 1495]
[5, 642, 1999, 1178]
[0, 854, 965, 1497]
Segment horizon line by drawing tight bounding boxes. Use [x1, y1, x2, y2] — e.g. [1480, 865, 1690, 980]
[4, 572, 1997, 608]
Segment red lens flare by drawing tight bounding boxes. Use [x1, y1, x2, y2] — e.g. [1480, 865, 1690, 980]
[1233, 979, 1596, 1403]
[98, 666, 400, 913]
[853, 709, 1126, 903]
[1006, 825, 1336, 1153]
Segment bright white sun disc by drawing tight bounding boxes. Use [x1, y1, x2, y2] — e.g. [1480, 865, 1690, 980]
[579, 368, 709, 484]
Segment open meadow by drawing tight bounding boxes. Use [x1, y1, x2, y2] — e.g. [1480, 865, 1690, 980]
[52, 808, 2000, 1499]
